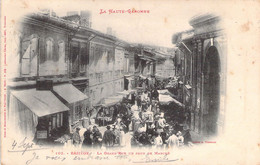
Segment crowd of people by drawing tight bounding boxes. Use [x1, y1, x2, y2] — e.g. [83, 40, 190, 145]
[128, 87, 192, 149]
[70, 85, 192, 150]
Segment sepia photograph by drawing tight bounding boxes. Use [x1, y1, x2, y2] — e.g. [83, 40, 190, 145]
[1, 0, 260, 165]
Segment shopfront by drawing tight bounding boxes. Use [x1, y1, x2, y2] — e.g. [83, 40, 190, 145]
[52, 83, 88, 131]
[9, 88, 70, 141]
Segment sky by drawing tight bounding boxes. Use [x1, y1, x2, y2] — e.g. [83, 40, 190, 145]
[8, 0, 227, 47]
[51, 0, 223, 48]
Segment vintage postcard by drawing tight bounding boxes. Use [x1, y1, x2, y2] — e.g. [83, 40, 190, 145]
[1, 0, 260, 164]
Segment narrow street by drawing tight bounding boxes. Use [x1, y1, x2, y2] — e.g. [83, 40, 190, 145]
[7, 9, 224, 150]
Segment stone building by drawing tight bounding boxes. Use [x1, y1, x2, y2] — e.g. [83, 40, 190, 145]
[172, 14, 227, 137]
[7, 10, 175, 141]
[7, 12, 89, 140]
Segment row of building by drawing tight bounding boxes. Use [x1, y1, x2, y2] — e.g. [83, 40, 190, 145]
[172, 14, 227, 137]
[7, 10, 175, 141]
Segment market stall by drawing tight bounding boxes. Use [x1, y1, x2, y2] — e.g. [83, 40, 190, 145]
[95, 95, 124, 126]
[165, 79, 178, 89]
[155, 75, 170, 89]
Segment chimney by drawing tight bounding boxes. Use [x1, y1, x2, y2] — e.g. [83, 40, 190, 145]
[80, 10, 92, 28]
[39, 9, 56, 17]
[107, 27, 112, 35]
[112, 30, 117, 37]
[67, 11, 79, 16]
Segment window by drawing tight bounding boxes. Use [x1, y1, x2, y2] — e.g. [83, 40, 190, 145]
[52, 115, 57, 129]
[71, 43, 79, 74]
[92, 91, 96, 101]
[46, 38, 54, 61]
[57, 113, 60, 127]
[74, 105, 82, 121]
[101, 87, 104, 98]
[58, 40, 65, 62]
[50, 112, 64, 130]
[80, 43, 88, 73]
[21, 40, 30, 75]
[126, 57, 129, 72]
[21, 34, 39, 75]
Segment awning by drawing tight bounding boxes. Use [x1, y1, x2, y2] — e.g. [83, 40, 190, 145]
[158, 89, 184, 107]
[99, 95, 124, 107]
[185, 84, 192, 89]
[53, 84, 88, 104]
[158, 89, 170, 95]
[117, 90, 131, 96]
[159, 94, 175, 104]
[139, 75, 146, 79]
[155, 74, 169, 80]
[117, 90, 136, 96]
[11, 89, 69, 117]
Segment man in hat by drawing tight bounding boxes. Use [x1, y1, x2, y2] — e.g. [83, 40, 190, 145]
[138, 132, 151, 148]
[157, 114, 166, 134]
[177, 131, 184, 146]
[131, 132, 141, 148]
[82, 126, 93, 149]
[182, 124, 192, 145]
[136, 94, 142, 108]
[112, 125, 121, 146]
[72, 127, 82, 147]
[103, 125, 116, 148]
[92, 126, 103, 149]
[151, 87, 159, 100]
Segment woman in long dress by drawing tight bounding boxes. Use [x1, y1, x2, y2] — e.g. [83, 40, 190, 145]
[120, 128, 126, 147]
[82, 127, 93, 149]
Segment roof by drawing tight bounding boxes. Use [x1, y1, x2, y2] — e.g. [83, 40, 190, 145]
[11, 89, 69, 117]
[25, 13, 117, 42]
[53, 84, 88, 104]
[189, 13, 220, 27]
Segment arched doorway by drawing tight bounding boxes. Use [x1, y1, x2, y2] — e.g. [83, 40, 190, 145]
[203, 46, 220, 136]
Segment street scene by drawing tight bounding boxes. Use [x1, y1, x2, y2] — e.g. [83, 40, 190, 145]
[7, 9, 226, 151]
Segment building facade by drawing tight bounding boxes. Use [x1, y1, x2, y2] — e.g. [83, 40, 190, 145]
[173, 14, 227, 137]
[7, 12, 89, 140]
[7, 10, 175, 141]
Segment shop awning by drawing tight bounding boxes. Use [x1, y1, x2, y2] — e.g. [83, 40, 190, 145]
[117, 90, 131, 96]
[117, 90, 136, 96]
[11, 89, 69, 117]
[155, 74, 169, 80]
[139, 75, 148, 79]
[158, 89, 170, 95]
[99, 95, 124, 107]
[159, 94, 175, 104]
[158, 90, 184, 107]
[53, 84, 88, 104]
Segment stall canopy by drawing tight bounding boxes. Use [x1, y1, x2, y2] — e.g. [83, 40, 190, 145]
[158, 89, 184, 107]
[117, 89, 136, 96]
[155, 74, 169, 79]
[98, 95, 124, 107]
[53, 84, 88, 104]
[139, 75, 148, 79]
[11, 89, 69, 117]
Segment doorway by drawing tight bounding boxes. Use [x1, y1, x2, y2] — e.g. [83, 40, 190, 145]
[203, 46, 220, 136]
